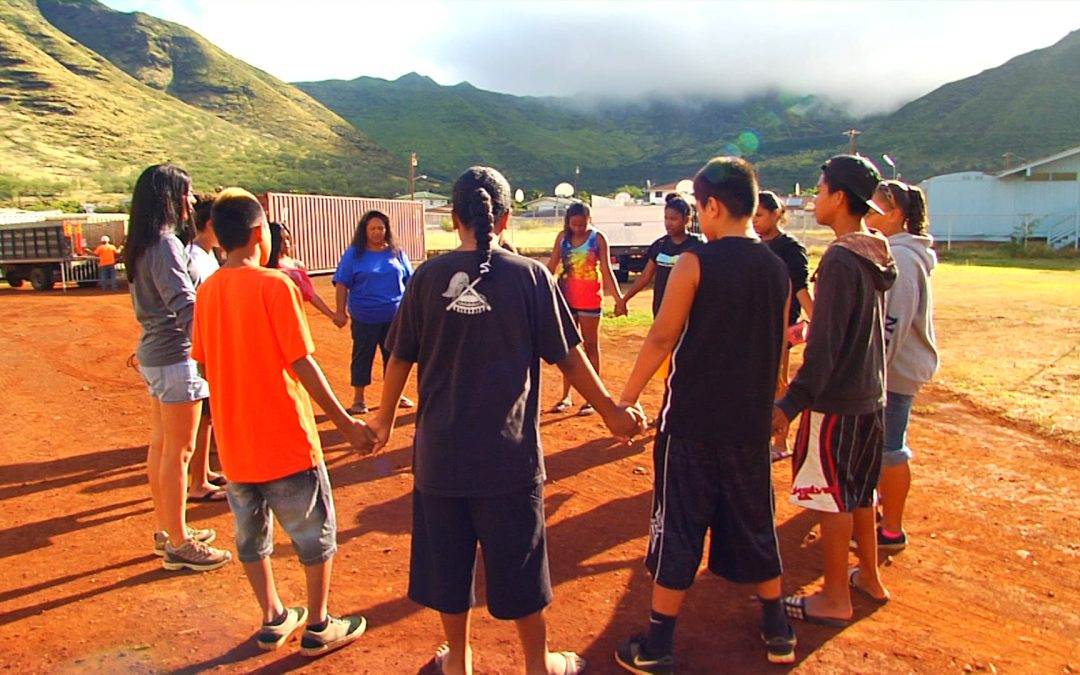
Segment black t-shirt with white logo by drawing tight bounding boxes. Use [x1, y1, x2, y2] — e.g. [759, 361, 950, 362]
[646, 233, 705, 316]
[659, 238, 789, 446]
[388, 248, 581, 497]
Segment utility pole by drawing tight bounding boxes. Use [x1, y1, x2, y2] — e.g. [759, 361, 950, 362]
[842, 129, 861, 154]
[409, 152, 417, 200]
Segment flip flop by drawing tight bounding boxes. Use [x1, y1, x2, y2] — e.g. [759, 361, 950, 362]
[550, 399, 572, 413]
[848, 567, 891, 605]
[208, 474, 227, 487]
[782, 595, 849, 627]
[189, 487, 227, 502]
[347, 403, 369, 415]
[432, 643, 449, 674]
[398, 396, 416, 409]
[549, 650, 586, 675]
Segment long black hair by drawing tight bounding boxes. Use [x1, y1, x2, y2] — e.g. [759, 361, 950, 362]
[125, 164, 193, 282]
[878, 180, 929, 235]
[452, 166, 511, 279]
[351, 210, 398, 256]
[266, 221, 286, 269]
[562, 201, 591, 237]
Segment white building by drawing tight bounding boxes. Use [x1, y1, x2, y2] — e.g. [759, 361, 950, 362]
[646, 181, 692, 205]
[920, 146, 1080, 247]
[394, 191, 450, 210]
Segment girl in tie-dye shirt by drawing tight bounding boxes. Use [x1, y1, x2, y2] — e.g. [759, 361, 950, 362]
[547, 202, 624, 416]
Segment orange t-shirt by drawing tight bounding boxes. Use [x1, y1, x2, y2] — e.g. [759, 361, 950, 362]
[191, 266, 322, 483]
[94, 244, 118, 266]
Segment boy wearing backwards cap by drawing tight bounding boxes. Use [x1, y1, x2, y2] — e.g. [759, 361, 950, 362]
[773, 155, 897, 625]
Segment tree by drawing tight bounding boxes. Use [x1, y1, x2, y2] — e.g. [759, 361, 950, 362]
[611, 184, 643, 199]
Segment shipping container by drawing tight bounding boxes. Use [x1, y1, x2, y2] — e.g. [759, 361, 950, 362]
[260, 193, 426, 274]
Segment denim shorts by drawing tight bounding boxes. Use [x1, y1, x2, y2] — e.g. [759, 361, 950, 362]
[882, 391, 915, 467]
[139, 359, 209, 404]
[226, 463, 337, 566]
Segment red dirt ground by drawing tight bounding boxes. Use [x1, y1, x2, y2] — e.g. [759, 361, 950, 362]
[0, 277, 1077, 674]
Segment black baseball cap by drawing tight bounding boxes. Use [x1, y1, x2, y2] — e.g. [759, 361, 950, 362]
[821, 154, 885, 215]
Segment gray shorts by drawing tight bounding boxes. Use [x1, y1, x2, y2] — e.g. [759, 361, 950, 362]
[226, 463, 337, 566]
[139, 359, 209, 404]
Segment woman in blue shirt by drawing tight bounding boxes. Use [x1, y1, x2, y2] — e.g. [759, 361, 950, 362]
[333, 210, 414, 414]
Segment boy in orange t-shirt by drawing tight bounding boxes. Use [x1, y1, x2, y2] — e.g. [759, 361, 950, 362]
[192, 188, 373, 657]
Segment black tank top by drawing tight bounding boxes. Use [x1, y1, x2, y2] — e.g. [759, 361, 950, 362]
[659, 237, 790, 446]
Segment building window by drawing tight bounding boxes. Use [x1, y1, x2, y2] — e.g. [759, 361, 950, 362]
[1025, 172, 1078, 182]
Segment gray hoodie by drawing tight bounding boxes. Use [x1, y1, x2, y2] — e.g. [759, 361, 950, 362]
[885, 232, 939, 395]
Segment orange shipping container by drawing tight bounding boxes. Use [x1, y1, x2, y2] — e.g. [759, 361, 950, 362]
[260, 193, 426, 275]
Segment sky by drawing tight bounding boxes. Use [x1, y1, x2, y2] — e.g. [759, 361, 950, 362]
[99, 0, 1080, 114]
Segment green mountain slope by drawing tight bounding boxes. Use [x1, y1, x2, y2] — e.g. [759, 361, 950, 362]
[858, 30, 1080, 179]
[296, 73, 856, 193]
[0, 0, 403, 204]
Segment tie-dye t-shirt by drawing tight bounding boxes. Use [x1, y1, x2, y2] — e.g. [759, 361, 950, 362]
[558, 229, 602, 311]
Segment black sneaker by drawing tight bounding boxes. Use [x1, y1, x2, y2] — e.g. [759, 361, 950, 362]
[615, 634, 674, 674]
[300, 614, 366, 657]
[761, 623, 797, 664]
[877, 528, 907, 552]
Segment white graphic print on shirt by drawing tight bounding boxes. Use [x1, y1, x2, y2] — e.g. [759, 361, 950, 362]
[442, 271, 492, 315]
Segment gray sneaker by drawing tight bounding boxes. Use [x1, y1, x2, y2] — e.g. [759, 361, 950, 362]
[300, 615, 367, 657]
[257, 607, 309, 651]
[153, 527, 216, 557]
[162, 538, 231, 572]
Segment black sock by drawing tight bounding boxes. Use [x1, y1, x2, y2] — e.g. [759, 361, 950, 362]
[265, 609, 288, 627]
[760, 596, 789, 637]
[307, 618, 328, 632]
[645, 610, 677, 657]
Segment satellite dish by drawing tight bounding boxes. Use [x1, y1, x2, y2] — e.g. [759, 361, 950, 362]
[554, 182, 575, 198]
[674, 179, 694, 196]
[614, 191, 632, 205]
[514, 188, 525, 203]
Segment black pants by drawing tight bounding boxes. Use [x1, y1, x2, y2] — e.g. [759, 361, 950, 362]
[350, 320, 391, 387]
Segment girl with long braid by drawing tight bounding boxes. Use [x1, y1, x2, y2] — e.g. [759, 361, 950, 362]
[368, 166, 644, 675]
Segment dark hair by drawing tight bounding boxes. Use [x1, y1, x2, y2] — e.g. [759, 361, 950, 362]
[193, 195, 215, 233]
[758, 190, 788, 225]
[351, 210, 398, 256]
[212, 188, 266, 252]
[452, 166, 512, 279]
[266, 221, 284, 268]
[125, 164, 192, 282]
[664, 192, 691, 218]
[563, 201, 591, 236]
[821, 169, 871, 217]
[692, 157, 758, 219]
[878, 180, 929, 235]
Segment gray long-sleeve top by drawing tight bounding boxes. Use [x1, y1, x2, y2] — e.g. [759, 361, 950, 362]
[131, 234, 198, 367]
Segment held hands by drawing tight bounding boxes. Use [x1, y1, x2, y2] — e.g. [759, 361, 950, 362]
[770, 405, 790, 435]
[605, 401, 647, 442]
[332, 312, 348, 329]
[340, 417, 377, 453]
[614, 298, 629, 317]
[365, 414, 393, 453]
[787, 320, 808, 346]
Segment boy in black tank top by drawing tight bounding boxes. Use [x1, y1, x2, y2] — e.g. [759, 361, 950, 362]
[614, 157, 796, 671]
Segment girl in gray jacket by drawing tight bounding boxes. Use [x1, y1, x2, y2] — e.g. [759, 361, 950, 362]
[866, 180, 939, 552]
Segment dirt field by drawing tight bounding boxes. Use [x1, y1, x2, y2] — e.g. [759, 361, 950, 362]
[0, 272, 1077, 674]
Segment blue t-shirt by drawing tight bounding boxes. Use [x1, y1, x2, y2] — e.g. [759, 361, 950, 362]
[333, 247, 413, 324]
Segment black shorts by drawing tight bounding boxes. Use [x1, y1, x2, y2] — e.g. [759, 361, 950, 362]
[646, 433, 782, 589]
[789, 410, 883, 513]
[408, 484, 552, 620]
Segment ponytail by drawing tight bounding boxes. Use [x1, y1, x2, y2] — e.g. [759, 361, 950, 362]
[470, 188, 495, 278]
[451, 166, 513, 280]
[904, 184, 928, 236]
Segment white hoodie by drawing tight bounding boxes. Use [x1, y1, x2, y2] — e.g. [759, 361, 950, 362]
[885, 232, 939, 395]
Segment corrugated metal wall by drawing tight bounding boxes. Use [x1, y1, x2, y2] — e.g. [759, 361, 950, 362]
[262, 193, 426, 274]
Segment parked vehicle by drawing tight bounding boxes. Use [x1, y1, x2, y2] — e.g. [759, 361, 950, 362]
[0, 217, 126, 290]
[589, 205, 667, 282]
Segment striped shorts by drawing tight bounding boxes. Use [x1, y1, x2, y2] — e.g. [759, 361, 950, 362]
[789, 409, 883, 513]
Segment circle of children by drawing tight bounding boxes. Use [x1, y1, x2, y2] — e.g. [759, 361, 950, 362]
[125, 149, 937, 673]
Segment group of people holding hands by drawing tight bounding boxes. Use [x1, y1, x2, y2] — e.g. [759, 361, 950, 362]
[124, 147, 937, 672]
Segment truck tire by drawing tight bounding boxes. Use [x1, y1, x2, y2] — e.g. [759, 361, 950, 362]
[30, 266, 55, 291]
[615, 265, 630, 283]
[6, 277, 24, 288]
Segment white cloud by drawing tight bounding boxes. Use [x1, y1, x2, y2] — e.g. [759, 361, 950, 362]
[99, 0, 1080, 113]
